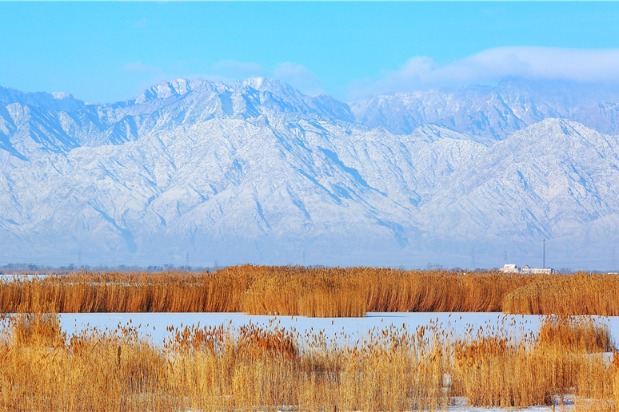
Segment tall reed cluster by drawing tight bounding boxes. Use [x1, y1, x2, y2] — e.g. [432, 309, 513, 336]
[503, 273, 619, 316]
[0, 271, 249, 313]
[2, 266, 619, 316]
[451, 316, 616, 409]
[0, 313, 617, 411]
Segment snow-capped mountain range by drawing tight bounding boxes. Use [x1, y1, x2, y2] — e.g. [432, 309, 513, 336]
[1, 78, 618, 269]
[352, 79, 619, 141]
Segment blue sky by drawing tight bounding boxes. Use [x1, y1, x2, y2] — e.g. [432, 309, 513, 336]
[1, 2, 619, 103]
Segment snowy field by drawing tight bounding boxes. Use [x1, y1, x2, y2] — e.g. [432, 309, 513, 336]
[52, 312, 619, 411]
[58, 311, 619, 349]
[0, 273, 49, 282]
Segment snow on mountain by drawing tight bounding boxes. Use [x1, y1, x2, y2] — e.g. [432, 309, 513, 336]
[0, 77, 353, 158]
[0, 86, 84, 112]
[351, 79, 619, 140]
[0, 79, 618, 269]
[415, 118, 619, 267]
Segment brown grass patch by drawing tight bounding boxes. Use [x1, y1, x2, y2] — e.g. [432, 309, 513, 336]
[0, 313, 617, 410]
[503, 273, 619, 316]
[2, 266, 619, 317]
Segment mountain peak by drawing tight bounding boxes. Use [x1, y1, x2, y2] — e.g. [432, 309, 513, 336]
[242, 76, 268, 89]
[2, 80, 619, 268]
[241, 77, 299, 96]
[134, 78, 226, 103]
[50, 91, 73, 100]
[520, 117, 594, 136]
[0, 86, 83, 112]
[132, 77, 303, 105]
[351, 79, 619, 138]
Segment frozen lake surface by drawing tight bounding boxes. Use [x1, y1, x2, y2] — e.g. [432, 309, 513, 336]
[58, 312, 619, 348]
[0, 273, 49, 282]
[52, 312, 619, 411]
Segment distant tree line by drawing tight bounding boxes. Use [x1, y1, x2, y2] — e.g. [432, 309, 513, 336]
[0, 262, 210, 273]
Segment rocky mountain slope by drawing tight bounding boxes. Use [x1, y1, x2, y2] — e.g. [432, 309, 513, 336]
[1, 78, 618, 269]
[351, 79, 619, 141]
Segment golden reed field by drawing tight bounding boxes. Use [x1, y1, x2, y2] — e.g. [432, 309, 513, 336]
[0, 312, 617, 411]
[1, 265, 619, 316]
[1, 266, 619, 410]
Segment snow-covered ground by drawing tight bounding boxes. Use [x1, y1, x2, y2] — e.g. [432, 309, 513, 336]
[54, 312, 619, 411]
[58, 312, 619, 348]
[0, 274, 49, 282]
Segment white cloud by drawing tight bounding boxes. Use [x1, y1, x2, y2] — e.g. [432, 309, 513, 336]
[349, 47, 619, 99]
[273, 62, 325, 96]
[207, 60, 324, 96]
[211, 60, 267, 79]
[120, 60, 325, 97]
[440, 47, 619, 83]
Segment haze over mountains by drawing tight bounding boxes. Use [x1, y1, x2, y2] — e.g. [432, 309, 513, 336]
[1, 78, 618, 270]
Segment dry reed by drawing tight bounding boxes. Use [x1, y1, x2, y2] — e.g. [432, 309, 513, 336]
[503, 273, 619, 316]
[451, 316, 616, 408]
[0, 313, 617, 411]
[2, 266, 619, 317]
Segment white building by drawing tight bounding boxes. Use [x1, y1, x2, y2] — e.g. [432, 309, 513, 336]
[499, 264, 553, 274]
[521, 265, 553, 274]
[499, 264, 520, 273]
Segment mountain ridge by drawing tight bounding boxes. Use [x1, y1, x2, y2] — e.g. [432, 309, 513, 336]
[351, 79, 619, 139]
[0, 78, 618, 269]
